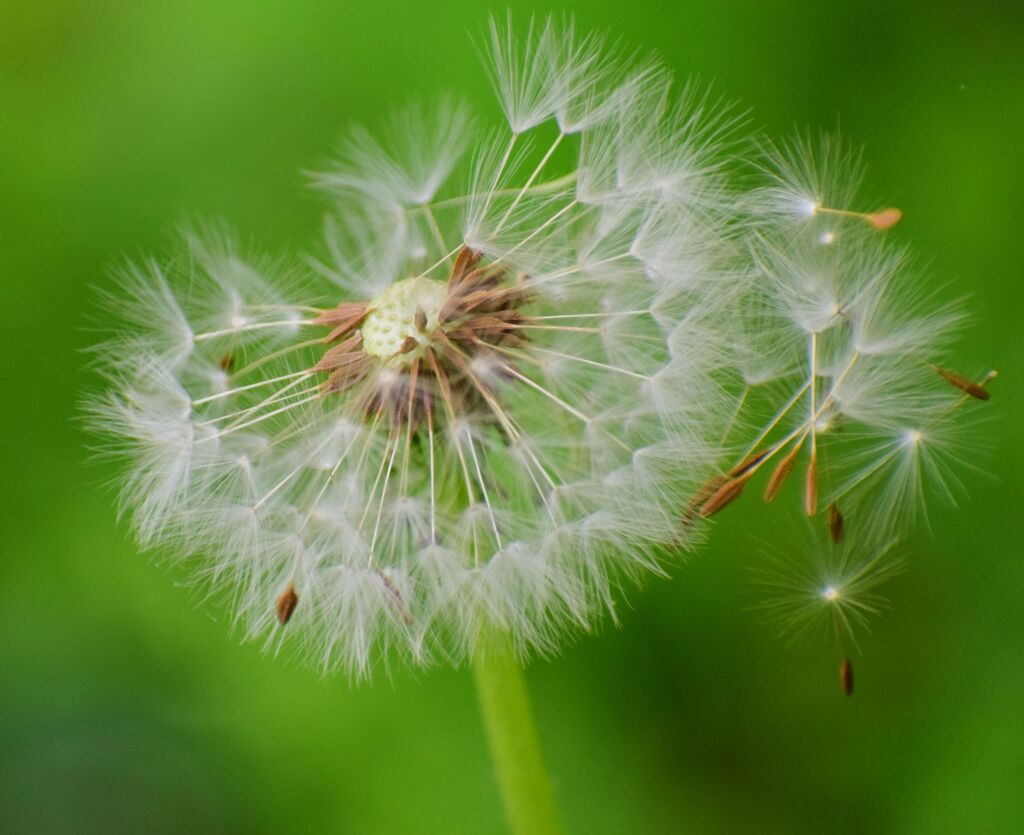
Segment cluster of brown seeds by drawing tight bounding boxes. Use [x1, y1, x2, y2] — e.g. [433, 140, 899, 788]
[693, 363, 994, 530]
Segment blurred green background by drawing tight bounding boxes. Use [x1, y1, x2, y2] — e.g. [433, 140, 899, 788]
[2, 1, 1022, 832]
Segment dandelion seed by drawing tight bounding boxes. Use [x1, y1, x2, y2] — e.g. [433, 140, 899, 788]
[682, 474, 727, 528]
[932, 365, 995, 401]
[276, 583, 299, 626]
[816, 205, 903, 230]
[827, 502, 845, 543]
[864, 208, 903, 230]
[804, 450, 819, 516]
[764, 443, 801, 502]
[753, 534, 905, 647]
[699, 474, 751, 518]
[839, 656, 854, 695]
[728, 448, 770, 478]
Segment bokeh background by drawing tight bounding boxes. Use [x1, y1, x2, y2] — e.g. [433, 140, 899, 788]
[2, 1, 1022, 832]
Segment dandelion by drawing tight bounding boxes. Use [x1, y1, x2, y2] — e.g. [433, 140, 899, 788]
[85, 15, 996, 831]
[86, 16, 993, 692]
[88, 18, 742, 679]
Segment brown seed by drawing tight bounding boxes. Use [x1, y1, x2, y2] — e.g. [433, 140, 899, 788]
[314, 333, 364, 370]
[315, 302, 369, 342]
[763, 444, 801, 502]
[440, 282, 515, 324]
[839, 657, 854, 696]
[276, 583, 299, 626]
[449, 245, 483, 287]
[804, 451, 818, 516]
[460, 264, 506, 294]
[827, 502, 845, 543]
[414, 306, 428, 333]
[218, 354, 235, 372]
[323, 361, 372, 395]
[317, 337, 373, 394]
[681, 474, 727, 527]
[728, 448, 770, 479]
[866, 208, 902, 230]
[699, 474, 750, 518]
[398, 335, 419, 354]
[934, 366, 992, 401]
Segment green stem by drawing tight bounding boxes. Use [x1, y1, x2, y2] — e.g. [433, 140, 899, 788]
[472, 633, 564, 835]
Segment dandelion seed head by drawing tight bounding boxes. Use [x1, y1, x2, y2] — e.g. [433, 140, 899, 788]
[87, 16, 991, 677]
[87, 17, 746, 676]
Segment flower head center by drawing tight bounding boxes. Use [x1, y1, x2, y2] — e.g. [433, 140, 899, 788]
[361, 276, 448, 363]
[312, 247, 528, 427]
